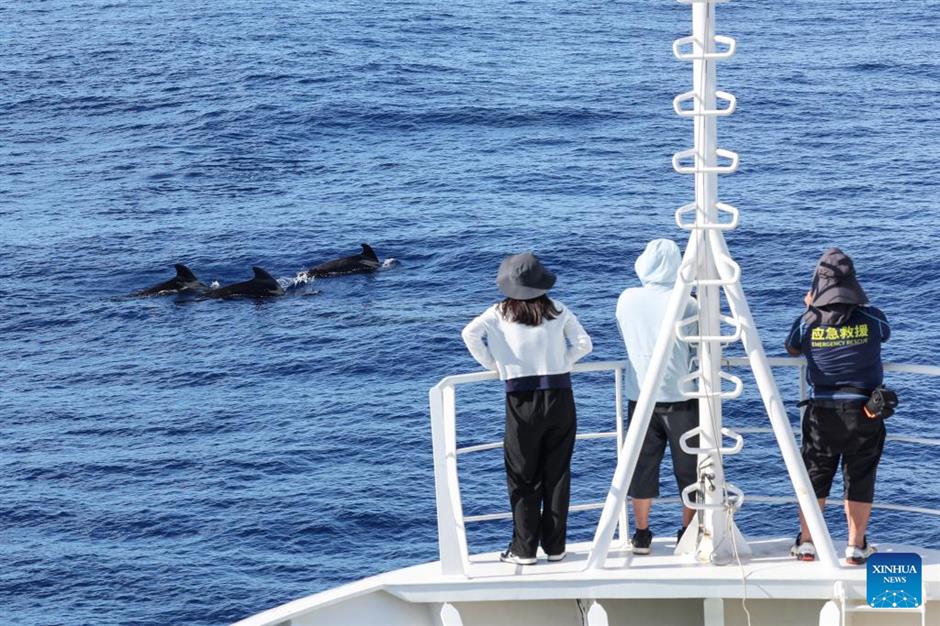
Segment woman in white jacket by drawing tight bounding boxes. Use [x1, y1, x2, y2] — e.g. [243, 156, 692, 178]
[462, 252, 592, 565]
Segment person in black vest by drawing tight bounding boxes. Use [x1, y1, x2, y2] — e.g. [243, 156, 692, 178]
[462, 252, 592, 565]
[785, 248, 889, 565]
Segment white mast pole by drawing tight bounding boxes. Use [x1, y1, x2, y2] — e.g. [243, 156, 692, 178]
[684, 0, 742, 562]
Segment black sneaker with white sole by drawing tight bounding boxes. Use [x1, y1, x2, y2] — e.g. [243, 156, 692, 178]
[631, 528, 653, 555]
[499, 546, 536, 565]
[546, 551, 566, 562]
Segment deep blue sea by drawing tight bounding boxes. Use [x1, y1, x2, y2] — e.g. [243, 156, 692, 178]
[2, 1, 938, 624]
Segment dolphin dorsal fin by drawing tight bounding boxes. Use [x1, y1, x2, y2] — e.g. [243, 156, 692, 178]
[175, 264, 198, 282]
[252, 266, 276, 282]
[360, 243, 378, 262]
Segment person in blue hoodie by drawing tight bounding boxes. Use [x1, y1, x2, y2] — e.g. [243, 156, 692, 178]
[615, 239, 699, 555]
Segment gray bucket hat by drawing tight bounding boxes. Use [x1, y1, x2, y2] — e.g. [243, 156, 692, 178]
[811, 247, 868, 307]
[496, 251, 557, 300]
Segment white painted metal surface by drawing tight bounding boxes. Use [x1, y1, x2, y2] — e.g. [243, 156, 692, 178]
[233, 538, 940, 626]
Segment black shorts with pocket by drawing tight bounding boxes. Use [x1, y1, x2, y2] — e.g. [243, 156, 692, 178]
[627, 399, 699, 500]
[800, 400, 886, 503]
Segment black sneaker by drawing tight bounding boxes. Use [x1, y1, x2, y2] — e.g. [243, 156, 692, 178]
[499, 545, 536, 565]
[631, 528, 653, 555]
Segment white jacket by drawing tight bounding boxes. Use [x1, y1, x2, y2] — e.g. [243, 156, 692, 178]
[462, 300, 593, 381]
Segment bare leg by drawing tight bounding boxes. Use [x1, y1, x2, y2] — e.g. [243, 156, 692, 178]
[632, 500, 694, 529]
[633, 500, 694, 532]
[798, 498, 827, 543]
[682, 506, 695, 528]
[632, 498, 652, 530]
[845, 500, 872, 547]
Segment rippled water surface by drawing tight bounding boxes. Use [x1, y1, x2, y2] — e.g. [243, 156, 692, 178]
[2, 1, 938, 624]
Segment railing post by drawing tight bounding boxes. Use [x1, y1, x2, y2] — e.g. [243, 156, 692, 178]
[798, 363, 808, 432]
[614, 366, 629, 545]
[429, 383, 470, 576]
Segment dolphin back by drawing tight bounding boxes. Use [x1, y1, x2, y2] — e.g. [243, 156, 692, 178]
[136, 263, 204, 296]
[308, 243, 381, 277]
[208, 266, 284, 298]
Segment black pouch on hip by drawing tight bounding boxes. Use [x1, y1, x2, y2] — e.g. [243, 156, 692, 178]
[863, 385, 898, 419]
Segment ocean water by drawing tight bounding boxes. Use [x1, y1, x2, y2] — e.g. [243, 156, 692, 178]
[1, 1, 938, 624]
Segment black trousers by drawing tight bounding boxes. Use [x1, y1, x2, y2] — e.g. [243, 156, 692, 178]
[801, 401, 886, 503]
[504, 388, 577, 558]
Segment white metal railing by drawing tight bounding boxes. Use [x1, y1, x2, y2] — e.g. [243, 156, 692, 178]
[429, 360, 628, 576]
[429, 357, 940, 576]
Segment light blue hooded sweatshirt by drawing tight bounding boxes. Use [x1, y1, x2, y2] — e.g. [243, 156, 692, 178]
[616, 239, 697, 402]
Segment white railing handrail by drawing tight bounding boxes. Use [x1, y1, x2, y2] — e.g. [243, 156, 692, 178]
[461, 429, 940, 455]
[429, 357, 940, 576]
[457, 431, 618, 455]
[436, 358, 940, 404]
[451, 359, 940, 457]
[432, 359, 629, 390]
[723, 355, 940, 378]
[652, 495, 940, 519]
[466, 495, 940, 526]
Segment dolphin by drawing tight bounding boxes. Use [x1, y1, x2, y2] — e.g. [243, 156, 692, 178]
[307, 243, 381, 277]
[206, 267, 284, 298]
[136, 264, 207, 296]
[206, 267, 285, 299]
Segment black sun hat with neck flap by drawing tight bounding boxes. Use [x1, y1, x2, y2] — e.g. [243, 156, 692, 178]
[811, 247, 868, 307]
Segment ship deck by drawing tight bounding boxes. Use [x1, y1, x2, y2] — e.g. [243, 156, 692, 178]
[388, 538, 939, 602]
[235, 537, 940, 626]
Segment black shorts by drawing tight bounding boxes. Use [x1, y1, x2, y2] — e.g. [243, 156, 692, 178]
[627, 399, 699, 500]
[801, 401, 886, 503]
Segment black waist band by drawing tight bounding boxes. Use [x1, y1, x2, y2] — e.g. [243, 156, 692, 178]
[814, 385, 874, 396]
[505, 373, 572, 392]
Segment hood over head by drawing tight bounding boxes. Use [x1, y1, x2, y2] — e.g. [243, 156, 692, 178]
[635, 239, 682, 287]
[804, 247, 868, 326]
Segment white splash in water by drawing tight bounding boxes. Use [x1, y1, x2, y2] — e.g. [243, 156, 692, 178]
[289, 271, 315, 287]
